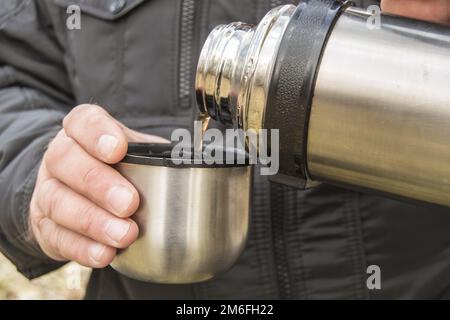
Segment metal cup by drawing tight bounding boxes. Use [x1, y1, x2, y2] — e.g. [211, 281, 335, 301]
[111, 143, 252, 283]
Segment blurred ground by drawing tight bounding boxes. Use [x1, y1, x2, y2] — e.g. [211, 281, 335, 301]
[0, 252, 91, 300]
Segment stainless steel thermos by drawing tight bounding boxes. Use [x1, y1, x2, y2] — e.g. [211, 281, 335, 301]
[195, 0, 450, 207]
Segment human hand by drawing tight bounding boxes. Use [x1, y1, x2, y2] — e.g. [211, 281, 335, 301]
[381, 0, 450, 25]
[29, 104, 168, 268]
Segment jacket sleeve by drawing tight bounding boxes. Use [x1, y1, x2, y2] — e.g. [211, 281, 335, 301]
[0, 1, 74, 278]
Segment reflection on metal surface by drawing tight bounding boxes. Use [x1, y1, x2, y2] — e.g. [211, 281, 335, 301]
[193, 112, 211, 154]
[112, 162, 251, 283]
[196, 4, 450, 207]
[307, 9, 450, 206]
[195, 5, 296, 131]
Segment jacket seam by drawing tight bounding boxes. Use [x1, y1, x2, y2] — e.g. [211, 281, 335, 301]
[344, 191, 369, 299]
[13, 152, 43, 252]
[119, 15, 127, 114]
[352, 192, 370, 299]
[9, 160, 57, 273]
[171, 1, 178, 114]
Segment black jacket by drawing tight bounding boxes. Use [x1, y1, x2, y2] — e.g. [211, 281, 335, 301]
[1, 0, 450, 299]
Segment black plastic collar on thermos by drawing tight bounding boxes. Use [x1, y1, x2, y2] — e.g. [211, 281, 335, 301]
[264, 0, 350, 188]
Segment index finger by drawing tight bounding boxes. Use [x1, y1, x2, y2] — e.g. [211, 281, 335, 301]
[63, 104, 128, 164]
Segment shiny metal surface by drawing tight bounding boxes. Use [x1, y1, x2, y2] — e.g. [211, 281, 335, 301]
[195, 5, 295, 132]
[111, 162, 251, 283]
[196, 4, 450, 207]
[307, 8, 450, 206]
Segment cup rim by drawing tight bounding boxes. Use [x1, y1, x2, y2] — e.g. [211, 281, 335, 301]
[120, 143, 251, 168]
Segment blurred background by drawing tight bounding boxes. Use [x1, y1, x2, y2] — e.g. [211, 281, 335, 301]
[0, 253, 90, 299]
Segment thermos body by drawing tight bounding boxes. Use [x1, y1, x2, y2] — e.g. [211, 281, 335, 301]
[195, 1, 450, 207]
[308, 8, 450, 207]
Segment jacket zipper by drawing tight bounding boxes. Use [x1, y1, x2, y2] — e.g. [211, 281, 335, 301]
[270, 183, 293, 299]
[179, 0, 196, 110]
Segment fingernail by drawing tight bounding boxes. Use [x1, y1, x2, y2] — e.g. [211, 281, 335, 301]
[88, 243, 106, 263]
[105, 219, 131, 244]
[107, 185, 134, 215]
[97, 134, 119, 159]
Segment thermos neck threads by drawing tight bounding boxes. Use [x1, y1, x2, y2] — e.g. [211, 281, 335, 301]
[195, 5, 295, 130]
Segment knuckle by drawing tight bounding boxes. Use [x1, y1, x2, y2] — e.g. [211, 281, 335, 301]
[63, 105, 84, 128]
[55, 230, 81, 263]
[36, 219, 64, 261]
[45, 136, 76, 168]
[63, 104, 105, 129]
[87, 113, 109, 132]
[50, 225, 65, 258]
[39, 239, 57, 261]
[73, 242, 89, 264]
[80, 104, 105, 118]
[39, 179, 62, 218]
[28, 208, 41, 230]
[81, 165, 104, 189]
[71, 104, 103, 118]
[77, 204, 98, 236]
[40, 178, 60, 197]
